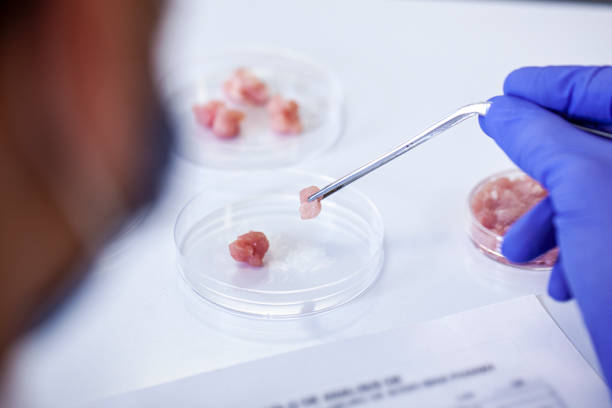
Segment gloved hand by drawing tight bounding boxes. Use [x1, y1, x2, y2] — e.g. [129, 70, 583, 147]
[479, 66, 612, 385]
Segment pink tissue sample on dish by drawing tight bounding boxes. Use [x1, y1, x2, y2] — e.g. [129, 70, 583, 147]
[223, 68, 269, 106]
[267, 94, 303, 135]
[211, 106, 245, 139]
[471, 175, 547, 235]
[229, 231, 270, 267]
[192, 100, 245, 139]
[299, 186, 322, 220]
[193, 100, 225, 128]
[470, 174, 558, 267]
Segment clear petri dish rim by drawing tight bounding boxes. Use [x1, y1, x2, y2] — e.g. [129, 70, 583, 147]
[174, 172, 384, 295]
[159, 47, 345, 171]
[174, 170, 384, 318]
[466, 168, 552, 272]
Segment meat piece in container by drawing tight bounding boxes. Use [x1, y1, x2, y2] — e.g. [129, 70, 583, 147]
[470, 173, 557, 267]
[192, 100, 224, 128]
[211, 106, 245, 139]
[471, 176, 547, 236]
[223, 68, 269, 106]
[299, 186, 322, 220]
[229, 231, 270, 267]
[267, 94, 302, 135]
[192, 100, 245, 139]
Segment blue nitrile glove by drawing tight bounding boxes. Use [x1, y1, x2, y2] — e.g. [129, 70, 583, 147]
[479, 65, 612, 386]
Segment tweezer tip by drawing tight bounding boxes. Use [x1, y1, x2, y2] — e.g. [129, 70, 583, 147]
[307, 188, 327, 202]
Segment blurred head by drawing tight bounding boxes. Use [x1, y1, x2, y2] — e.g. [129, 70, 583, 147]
[0, 0, 171, 357]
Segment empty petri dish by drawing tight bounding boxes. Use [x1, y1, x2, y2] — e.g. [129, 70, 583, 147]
[174, 171, 384, 319]
[162, 48, 343, 170]
[467, 169, 558, 270]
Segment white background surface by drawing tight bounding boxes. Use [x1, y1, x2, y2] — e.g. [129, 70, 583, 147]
[6, 1, 612, 406]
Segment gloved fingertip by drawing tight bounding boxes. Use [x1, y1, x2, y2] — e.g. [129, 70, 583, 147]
[478, 114, 489, 136]
[501, 197, 556, 263]
[503, 66, 538, 96]
[548, 261, 573, 302]
[500, 233, 531, 263]
[479, 95, 506, 137]
[486, 95, 506, 105]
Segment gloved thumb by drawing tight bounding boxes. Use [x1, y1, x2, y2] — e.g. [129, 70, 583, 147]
[501, 196, 572, 300]
[548, 259, 573, 301]
[501, 196, 556, 263]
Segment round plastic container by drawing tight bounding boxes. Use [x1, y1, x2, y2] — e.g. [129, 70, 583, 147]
[174, 171, 384, 319]
[177, 273, 377, 342]
[467, 169, 558, 271]
[162, 48, 343, 170]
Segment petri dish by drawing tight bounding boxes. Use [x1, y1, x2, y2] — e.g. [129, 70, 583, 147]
[467, 169, 558, 271]
[162, 48, 344, 170]
[174, 171, 384, 319]
[177, 273, 377, 342]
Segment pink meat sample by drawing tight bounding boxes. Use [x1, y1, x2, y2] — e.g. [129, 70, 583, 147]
[299, 186, 322, 220]
[267, 94, 303, 135]
[192, 100, 224, 128]
[211, 106, 245, 139]
[470, 174, 557, 267]
[192, 101, 245, 139]
[223, 68, 269, 106]
[229, 231, 270, 267]
[471, 176, 547, 236]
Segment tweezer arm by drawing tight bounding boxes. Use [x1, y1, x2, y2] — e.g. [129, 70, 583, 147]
[308, 101, 612, 203]
[308, 102, 492, 202]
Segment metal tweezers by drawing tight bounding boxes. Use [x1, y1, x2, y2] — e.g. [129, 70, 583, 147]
[308, 101, 612, 202]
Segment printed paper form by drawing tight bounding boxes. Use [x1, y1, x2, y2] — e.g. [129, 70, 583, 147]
[96, 296, 611, 407]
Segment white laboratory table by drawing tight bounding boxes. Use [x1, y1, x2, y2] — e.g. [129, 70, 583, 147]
[5, 1, 612, 406]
